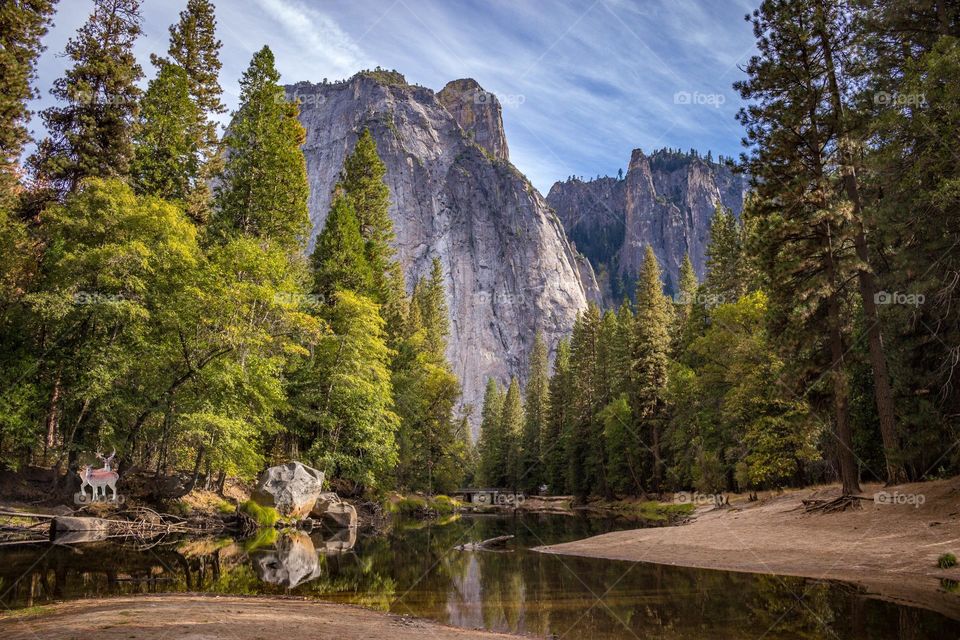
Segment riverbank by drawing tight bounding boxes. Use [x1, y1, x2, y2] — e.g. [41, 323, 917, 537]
[0, 594, 523, 639]
[536, 477, 960, 620]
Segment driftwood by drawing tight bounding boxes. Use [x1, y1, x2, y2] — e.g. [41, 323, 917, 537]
[455, 535, 515, 551]
[803, 495, 871, 513]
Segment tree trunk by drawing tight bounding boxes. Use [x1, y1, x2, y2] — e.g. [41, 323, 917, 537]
[814, 0, 905, 484]
[826, 230, 861, 496]
[44, 369, 62, 459]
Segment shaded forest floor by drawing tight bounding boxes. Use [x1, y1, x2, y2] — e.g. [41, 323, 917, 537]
[537, 477, 960, 620]
[0, 595, 524, 639]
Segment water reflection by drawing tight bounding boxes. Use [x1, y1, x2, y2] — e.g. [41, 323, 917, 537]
[0, 514, 957, 639]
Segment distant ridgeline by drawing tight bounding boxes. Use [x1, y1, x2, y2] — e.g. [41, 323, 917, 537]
[547, 148, 749, 305]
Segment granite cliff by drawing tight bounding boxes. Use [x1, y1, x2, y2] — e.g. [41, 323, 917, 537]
[287, 70, 598, 429]
[547, 148, 748, 304]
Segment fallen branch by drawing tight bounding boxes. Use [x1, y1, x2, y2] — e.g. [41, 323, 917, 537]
[455, 535, 515, 551]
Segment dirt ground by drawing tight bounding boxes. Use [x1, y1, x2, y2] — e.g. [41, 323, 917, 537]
[0, 594, 522, 639]
[538, 477, 960, 620]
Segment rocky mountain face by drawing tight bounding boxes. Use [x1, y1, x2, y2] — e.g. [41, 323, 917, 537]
[287, 71, 598, 430]
[547, 148, 748, 304]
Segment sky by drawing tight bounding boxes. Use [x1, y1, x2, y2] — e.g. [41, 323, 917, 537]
[28, 0, 760, 193]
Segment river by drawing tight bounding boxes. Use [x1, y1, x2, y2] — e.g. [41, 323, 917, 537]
[1, 512, 958, 637]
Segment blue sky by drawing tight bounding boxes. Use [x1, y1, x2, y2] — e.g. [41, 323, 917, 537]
[30, 0, 759, 192]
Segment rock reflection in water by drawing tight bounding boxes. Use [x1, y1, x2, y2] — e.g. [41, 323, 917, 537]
[252, 527, 357, 588]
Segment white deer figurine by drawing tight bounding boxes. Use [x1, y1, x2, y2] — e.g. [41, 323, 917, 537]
[78, 449, 119, 501]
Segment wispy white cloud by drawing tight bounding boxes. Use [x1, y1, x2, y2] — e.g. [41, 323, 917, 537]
[28, 0, 759, 191]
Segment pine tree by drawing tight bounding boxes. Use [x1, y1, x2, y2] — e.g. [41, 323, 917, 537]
[131, 63, 201, 202]
[704, 205, 747, 304]
[478, 378, 506, 486]
[159, 0, 224, 138]
[736, 0, 868, 493]
[567, 305, 604, 497]
[501, 377, 524, 490]
[155, 0, 225, 221]
[336, 129, 405, 303]
[519, 332, 549, 492]
[631, 245, 672, 493]
[32, 0, 143, 193]
[544, 339, 571, 493]
[672, 253, 699, 352]
[417, 258, 449, 360]
[309, 194, 373, 299]
[0, 0, 56, 197]
[214, 46, 308, 250]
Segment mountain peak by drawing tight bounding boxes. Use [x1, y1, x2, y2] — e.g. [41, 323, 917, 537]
[437, 78, 509, 162]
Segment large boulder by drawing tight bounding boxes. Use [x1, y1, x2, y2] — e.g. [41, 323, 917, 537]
[252, 462, 325, 518]
[318, 502, 357, 528]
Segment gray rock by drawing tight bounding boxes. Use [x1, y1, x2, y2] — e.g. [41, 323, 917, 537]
[252, 462, 325, 518]
[286, 72, 598, 431]
[316, 501, 357, 528]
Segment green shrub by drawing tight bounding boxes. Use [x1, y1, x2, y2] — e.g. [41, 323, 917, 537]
[432, 495, 461, 515]
[240, 500, 280, 528]
[938, 553, 957, 569]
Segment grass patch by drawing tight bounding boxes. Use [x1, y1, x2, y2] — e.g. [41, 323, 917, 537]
[240, 500, 280, 528]
[591, 499, 695, 522]
[938, 552, 957, 569]
[387, 494, 463, 517]
[242, 527, 277, 552]
[5, 605, 54, 618]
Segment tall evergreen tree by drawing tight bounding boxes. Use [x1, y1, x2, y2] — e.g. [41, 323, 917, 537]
[501, 377, 524, 491]
[736, 0, 867, 493]
[336, 129, 406, 331]
[519, 332, 549, 492]
[418, 257, 449, 360]
[32, 0, 143, 193]
[214, 46, 308, 250]
[704, 205, 748, 304]
[309, 194, 373, 299]
[631, 245, 672, 493]
[131, 63, 201, 202]
[478, 377, 506, 486]
[567, 305, 604, 497]
[543, 338, 571, 493]
[0, 0, 56, 198]
[155, 0, 225, 221]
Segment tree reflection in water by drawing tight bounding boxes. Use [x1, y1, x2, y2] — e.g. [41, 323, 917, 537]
[0, 514, 957, 639]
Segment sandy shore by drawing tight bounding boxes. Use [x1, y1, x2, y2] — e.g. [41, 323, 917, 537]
[0, 594, 522, 640]
[537, 478, 960, 620]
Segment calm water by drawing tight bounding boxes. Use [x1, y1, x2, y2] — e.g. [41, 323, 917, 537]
[1, 513, 958, 638]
